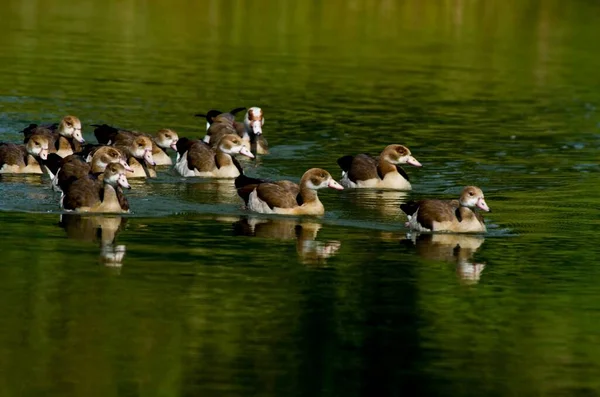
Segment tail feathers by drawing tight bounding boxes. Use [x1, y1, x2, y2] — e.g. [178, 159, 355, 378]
[336, 155, 354, 172]
[229, 107, 247, 115]
[400, 201, 420, 217]
[234, 174, 267, 189]
[93, 124, 120, 144]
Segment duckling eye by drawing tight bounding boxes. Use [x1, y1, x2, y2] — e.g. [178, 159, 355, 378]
[469, 192, 474, 196]
[35, 142, 40, 146]
[165, 135, 171, 139]
[138, 143, 144, 147]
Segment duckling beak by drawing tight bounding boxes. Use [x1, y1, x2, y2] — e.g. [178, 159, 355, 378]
[39, 148, 48, 160]
[170, 140, 178, 151]
[239, 146, 255, 159]
[476, 198, 490, 212]
[120, 159, 134, 172]
[118, 174, 131, 189]
[406, 156, 422, 167]
[143, 149, 156, 166]
[328, 179, 344, 190]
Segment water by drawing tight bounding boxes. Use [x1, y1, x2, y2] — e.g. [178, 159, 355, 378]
[1, 0, 600, 395]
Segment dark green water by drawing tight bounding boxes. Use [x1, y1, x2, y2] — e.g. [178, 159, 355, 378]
[1, 0, 600, 395]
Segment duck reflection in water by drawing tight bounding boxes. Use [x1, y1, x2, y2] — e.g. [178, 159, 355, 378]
[347, 189, 409, 217]
[59, 214, 127, 266]
[403, 233, 486, 284]
[233, 217, 341, 265]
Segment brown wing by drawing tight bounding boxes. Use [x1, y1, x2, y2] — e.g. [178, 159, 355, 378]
[0, 143, 27, 168]
[234, 122, 246, 137]
[57, 155, 91, 191]
[208, 123, 236, 147]
[62, 176, 102, 210]
[416, 199, 460, 230]
[187, 142, 216, 172]
[257, 183, 299, 209]
[348, 154, 378, 182]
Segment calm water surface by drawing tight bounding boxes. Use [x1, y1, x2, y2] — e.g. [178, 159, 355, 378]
[1, 0, 600, 396]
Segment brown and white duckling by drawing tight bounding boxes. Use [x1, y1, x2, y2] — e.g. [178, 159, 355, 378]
[400, 186, 491, 233]
[196, 107, 246, 132]
[52, 147, 132, 193]
[203, 114, 238, 145]
[152, 128, 179, 166]
[235, 168, 343, 216]
[0, 134, 50, 174]
[337, 144, 422, 190]
[113, 134, 156, 178]
[174, 134, 254, 178]
[61, 163, 131, 213]
[22, 116, 85, 157]
[243, 107, 268, 155]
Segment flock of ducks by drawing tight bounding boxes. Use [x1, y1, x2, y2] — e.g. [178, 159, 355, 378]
[0, 106, 492, 233]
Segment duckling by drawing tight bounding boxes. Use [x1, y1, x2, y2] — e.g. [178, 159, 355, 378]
[174, 134, 254, 178]
[113, 134, 156, 178]
[0, 134, 50, 174]
[22, 115, 85, 157]
[243, 107, 268, 155]
[400, 186, 491, 233]
[53, 147, 132, 193]
[152, 128, 179, 166]
[61, 163, 131, 213]
[337, 144, 422, 190]
[235, 168, 343, 216]
[195, 107, 246, 131]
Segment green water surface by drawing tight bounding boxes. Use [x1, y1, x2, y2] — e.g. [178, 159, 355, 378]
[1, 0, 600, 396]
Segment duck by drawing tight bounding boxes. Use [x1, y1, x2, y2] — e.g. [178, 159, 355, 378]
[400, 186, 491, 233]
[22, 115, 85, 157]
[195, 107, 246, 132]
[174, 134, 254, 178]
[52, 146, 133, 193]
[151, 129, 179, 166]
[243, 107, 268, 155]
[61, 163, 131, 213]
[235, 168, 343, 216]
[0, 133, 50, 174]
[203, 114, 239, 145]
[109, 133, 155, 178]
[93, 124, 178, 167]
[337, 144, 422, 190]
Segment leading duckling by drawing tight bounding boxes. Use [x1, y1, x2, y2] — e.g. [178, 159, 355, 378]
[400, 186, 491, 233]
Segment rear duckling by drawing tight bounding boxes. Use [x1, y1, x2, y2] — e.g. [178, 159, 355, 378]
[338, 144, 421, 190]
[53, 147, 132, 193]
[174, 134, 254, 178]
[61, 163, 131, 213]
[152, 129, 179, 166]
[22, 115, 85, 157]
[113, 134, 156, 178]
[243, 107, 268, 155]
[0, 134, 50, 174]
[400, 186, 491, 233]
[235, 168, 343, 216]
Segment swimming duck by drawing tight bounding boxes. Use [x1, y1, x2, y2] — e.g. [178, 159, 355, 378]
[61, 163, 131, 213]
[22, 115, 85, 157]
[93, 124, 173, 168]
[111, 134, 156, 178]
[195, 107, 246, 131]
[174, 134, 254, 178]
[53, 147, 132, 192]
[243, 107, 268, 155]
[400, 186, 491, 233]
[235, 168, 343, 215]
[337, 144, 422, 190]
[151, 128, 179, 166]
[0, 134, 50, 174]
